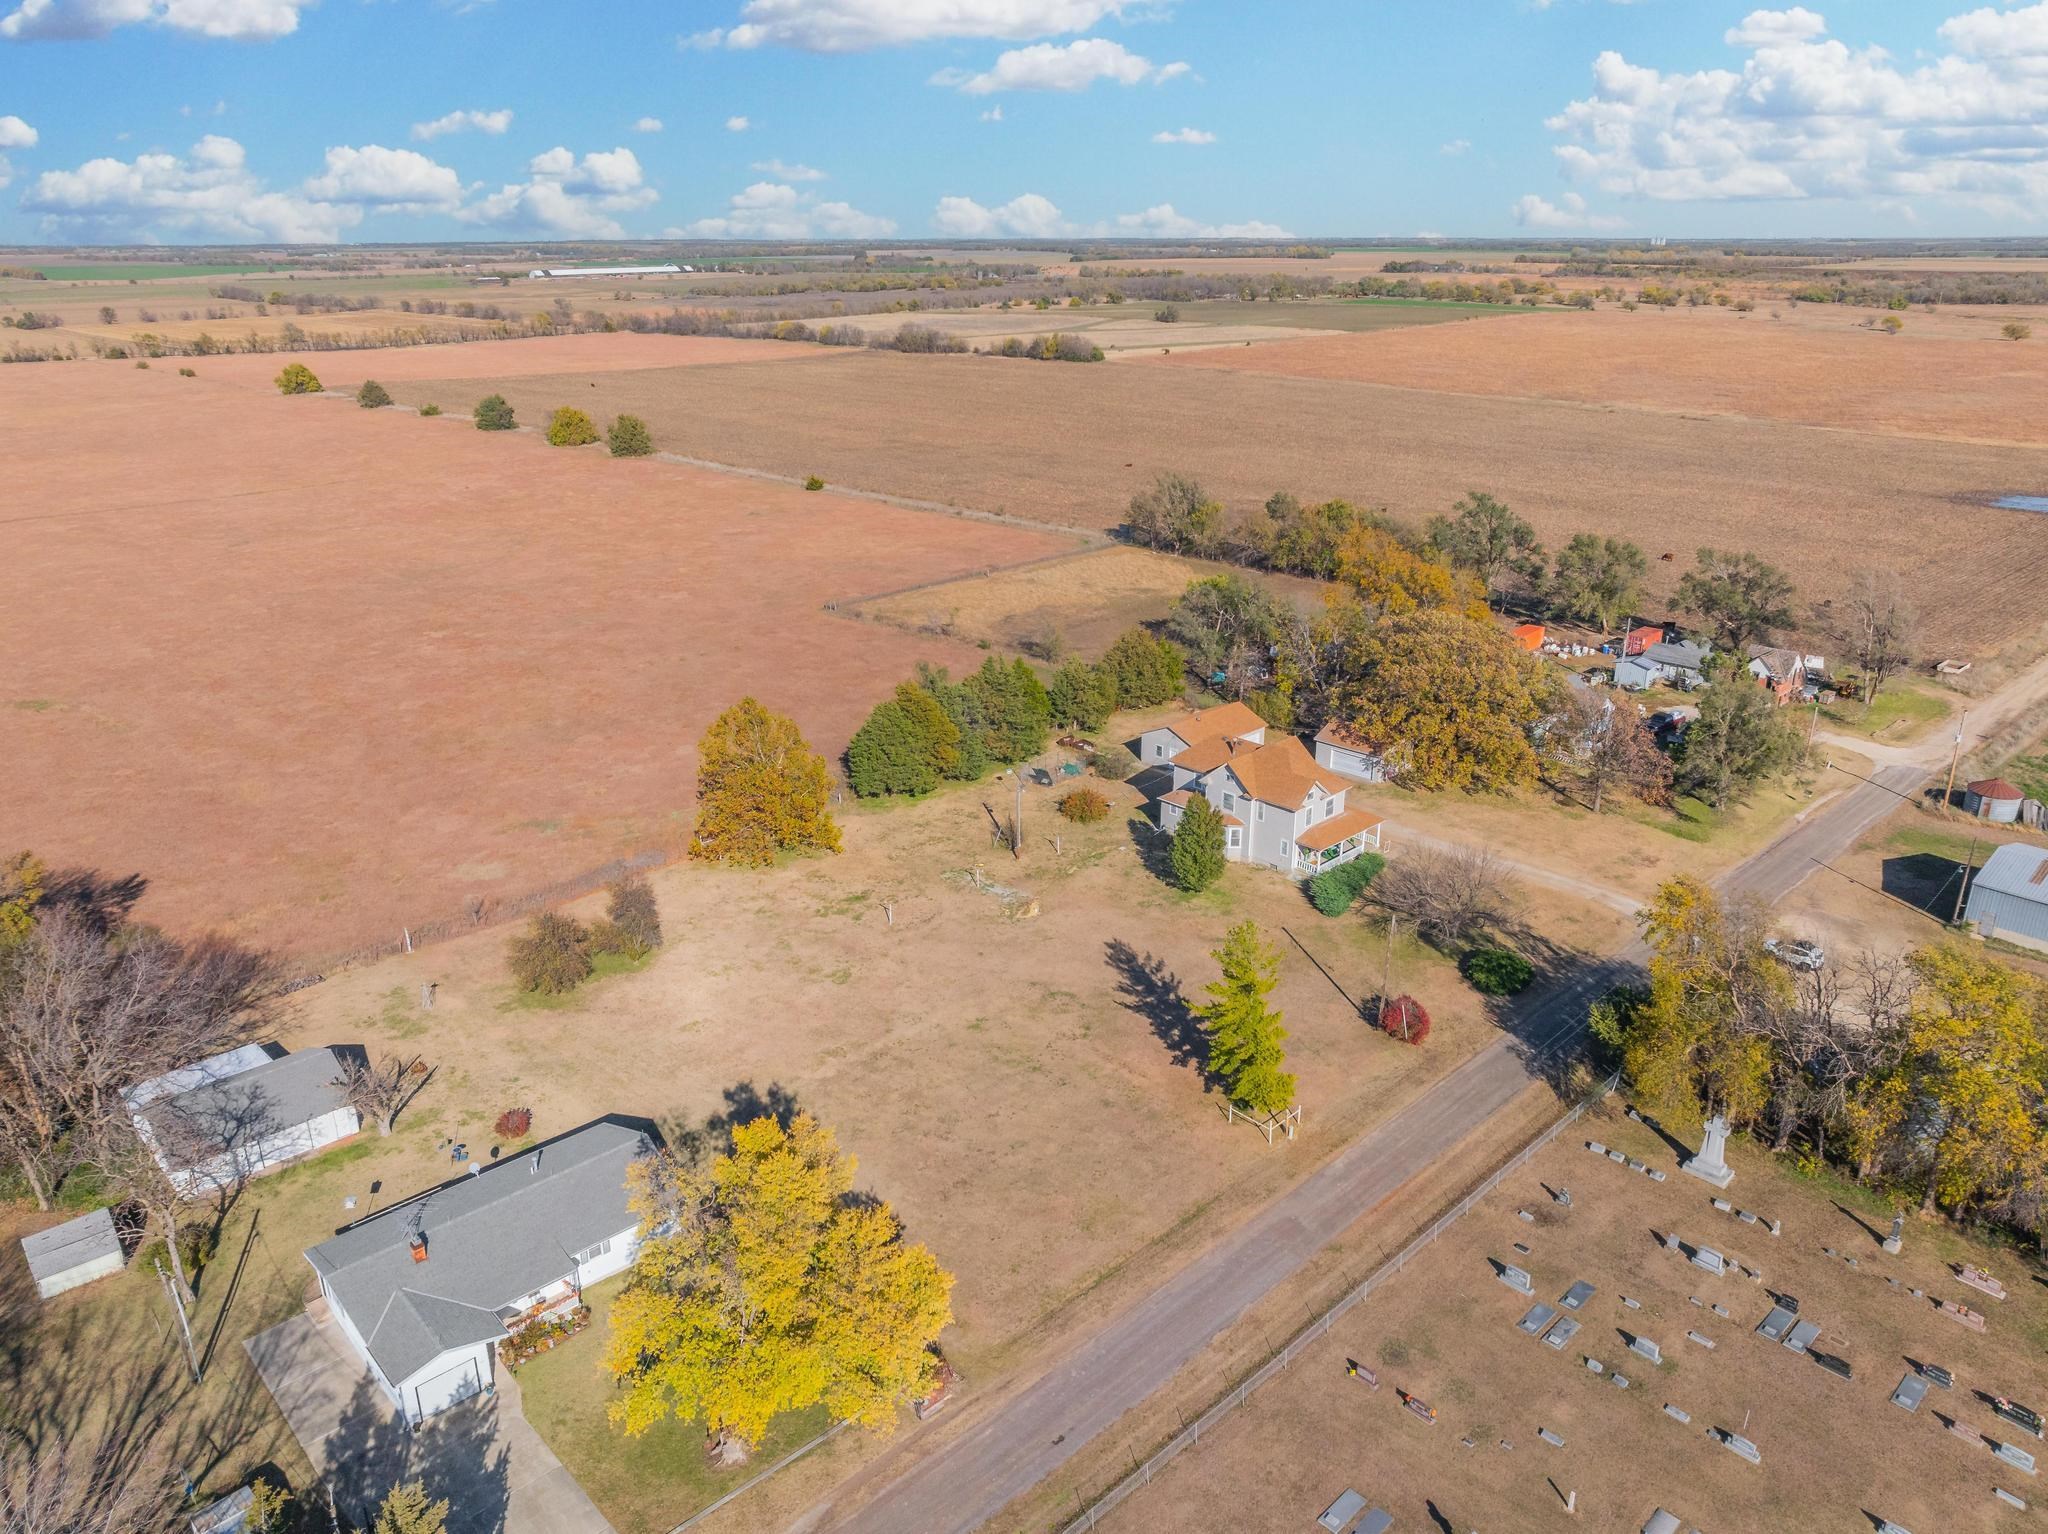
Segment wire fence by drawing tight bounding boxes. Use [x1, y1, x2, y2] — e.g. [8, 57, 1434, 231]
[1061, 1066, 1622, 1533]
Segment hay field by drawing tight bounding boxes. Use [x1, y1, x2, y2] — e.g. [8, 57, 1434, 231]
[191, 331, 829, 388]
[1142, 305, 2048, 446]
[0, 358, 1071, 957]
[1104, 1100, 2048, 1534]
[377, 347, 2048, 655]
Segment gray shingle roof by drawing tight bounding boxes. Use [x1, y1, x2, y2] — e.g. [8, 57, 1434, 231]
[1642, 641, 1711, 670]
[135, 1047, 354, 1156]
[1968, 842, 2048, 903]
[306, 1119, 651, 1384]
[21, 1206, 121, 1282]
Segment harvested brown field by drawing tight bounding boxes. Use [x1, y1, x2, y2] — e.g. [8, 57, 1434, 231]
[1104, 1099, 2048, 1534]
[1141, 305, 2048, 446]
[852, 546, 1331, 655]
[190, 331, 815, 387]
[0, 359, 1071, 958]
[375, 345, 2048, 655]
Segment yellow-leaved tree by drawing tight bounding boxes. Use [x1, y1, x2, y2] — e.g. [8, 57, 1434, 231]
[687, 698, 842, 867]
[1335, 526, 1490, 621]
[603, 1115, 953, 1459]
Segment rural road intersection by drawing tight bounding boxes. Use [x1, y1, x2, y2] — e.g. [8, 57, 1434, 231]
[803, 657, 2047, 1534]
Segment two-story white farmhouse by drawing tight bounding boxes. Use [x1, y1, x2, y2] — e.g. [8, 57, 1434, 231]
[1139, 703, 1383, 877]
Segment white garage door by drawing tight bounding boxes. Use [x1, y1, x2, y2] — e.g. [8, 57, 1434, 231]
[413, 1356, 482, 1420]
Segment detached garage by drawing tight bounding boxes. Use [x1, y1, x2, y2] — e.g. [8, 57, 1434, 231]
[126, 1046, 362, 1196]
[22, 1206, 124, 1300]
[1963, 842, 2048, 955]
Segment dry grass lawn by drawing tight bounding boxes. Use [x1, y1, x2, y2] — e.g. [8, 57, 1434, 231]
[1102, 1100, 2048, 1534]
[370, 346, 2048, 657]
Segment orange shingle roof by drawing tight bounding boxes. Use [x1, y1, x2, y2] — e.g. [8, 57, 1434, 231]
[1296, 807, 1384, 852]
[1219, 735, 1352, 813]
[1170, 701, 1267, 749]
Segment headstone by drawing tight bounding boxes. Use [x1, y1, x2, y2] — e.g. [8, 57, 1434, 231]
[1689, 1296, 1704, 1307]
[1692, 1247, 1726, 1276]
[1629, 1335, 1663, 1365]
[1956, 1264, 2008, 1301]
[1910, 1287, 1924, 1298]
[1648, 1169, 1668, 1182]
[1712, 1198, 1732, 1212]
[1663, 1404, 1691, 1423]
[1626, 1108, 1641, 1121]
[1497, 1261, 1534, 1295]
[1756, 1306, 1795, 1342]
[1513, 1241, 1532, 1255]
[1768, 1218, 1780, 1237]
[1318, 1490, 1368, 1533]
[1950, 1421, 1985, 1447]
[1400, 1390, 1437, 1424]
[1518, 1302, 1560, 1336]
[1890, 1374, 1927, 1412]
[1539, 1428, 1565, 1447]
[1719, 1430, 1761, 1464]
[1608, 1149, 1627, 1163]
[1682, 1114, 1735, 1189]
[1711, 1303, 1730, 1318]
[1613, 1373, 1630, 1389]
[1875, 1522, 1912, 1534]
[1585, 1357, 1605, 1374]
[1784, 1319, 1821, 1354]
[1995, 1488, 2028, 1510]
[1813, 1351, 1853, 1381]
[1994, 1442, 2038, 1476]
[1518, 1209, 1536, 1223]
[1663, 1231, 1681, 1250]
[1922, 1363, 1954, 1389]
[1544, 1316, 1582, 1350]
[1882, 1211, 1904, 1255]
[1587, 1140, 1606, 1155]
[1626, 1158, 1646, 1172]
[1560, 1280, 1596, 1311]
[1941, 1300, 1987, 1333]
[1555, 1186, 1573, 1208]
[1687, 1331, 1716, 1349]
[1737, 1210, 1758, 1225]
[1622, 1296, 1642, 1310]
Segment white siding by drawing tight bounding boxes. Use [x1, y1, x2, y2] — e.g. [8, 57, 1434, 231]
[33, 1252, 124, 1300]
[321, 1275, 405, 1411]
[1138, 727, 1190, 765]
[573, 1225, 641, 1286]
[171, 1106, 362, 1196]
[399, 1344, 493, 1424]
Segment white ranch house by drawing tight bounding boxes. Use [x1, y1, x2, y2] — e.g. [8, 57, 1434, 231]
[1139, 703, 1383, 877]
[305, 1119, 651, 1425]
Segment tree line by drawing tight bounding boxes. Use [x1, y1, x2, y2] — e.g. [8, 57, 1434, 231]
[1597, 876, 2047, 1241]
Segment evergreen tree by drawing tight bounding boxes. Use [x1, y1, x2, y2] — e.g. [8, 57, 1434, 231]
[1048, 660, 1118, 732]
[1101, 628, 1186, 709]
[473, 393, 516, 431]
[1169, 797, 1228, 892]
[965, 657, 1051, 763]
[845, 700, 939, 798]
[356, 379, 392, 408]
[373, 1482, 449, 1534]
[894, 683, 962, 776]
[608, 413, 655, 457]
[916, 666, 990, 781]
[1195, 922, 1296, 1115]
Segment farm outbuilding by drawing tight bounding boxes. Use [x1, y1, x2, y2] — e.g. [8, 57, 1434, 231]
[1963, 843, 2048, 953]
[1964, 777, 2026, 823]
[22, 1206, 124, 1300]
[125, 1045, 361, 1196]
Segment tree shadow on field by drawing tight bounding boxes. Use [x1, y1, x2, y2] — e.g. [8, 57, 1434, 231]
[1105, 939, 1208, 1078]
[1124, 813, 1178, 889]
[659, 1079, 803, 1169]
[42, 866, 150, 935]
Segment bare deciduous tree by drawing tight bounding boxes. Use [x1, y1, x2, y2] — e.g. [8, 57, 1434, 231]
[332, 1052, 432, 1137]
[1373, 846, 1513, 949]
[0, 1435, 178, 1534]
[1825, 568, 1921, 704]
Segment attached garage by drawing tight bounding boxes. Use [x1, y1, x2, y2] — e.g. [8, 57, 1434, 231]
[409, 1351, 487, 1420]
[1313, 723, 1386, 783]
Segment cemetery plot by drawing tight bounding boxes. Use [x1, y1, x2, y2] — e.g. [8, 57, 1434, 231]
[1100, 1101, 2048, 1534]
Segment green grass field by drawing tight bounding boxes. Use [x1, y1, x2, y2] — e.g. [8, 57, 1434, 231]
[1821, 678, 1952, 743]
[15, 263, 283, 281]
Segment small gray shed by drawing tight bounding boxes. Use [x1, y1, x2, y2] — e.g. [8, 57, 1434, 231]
[1964, 842, 2048, 955]
[22, 1206, 124, 1299]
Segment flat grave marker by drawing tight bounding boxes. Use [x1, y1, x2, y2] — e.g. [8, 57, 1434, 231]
[1544, 1316, 1582, 1350]
[1890, 1374, 1928, 1412]
[1317, 1489, 1367, 1533]
[1518, 1302, 1560, 1337]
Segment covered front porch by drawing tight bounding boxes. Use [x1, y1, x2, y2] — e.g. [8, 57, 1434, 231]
[1292, 809, 1383, 878]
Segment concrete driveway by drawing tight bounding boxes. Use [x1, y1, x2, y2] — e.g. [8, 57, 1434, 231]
[245, 1303, 613, 1534]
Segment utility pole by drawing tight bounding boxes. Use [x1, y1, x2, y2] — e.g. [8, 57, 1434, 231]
[157, 1258, 201, 1384]
[1012, 772, 1024, 862]
[1952, 824, 1985, 925]
[1380, 915, 1398, 1032]
[1942, 711, 1968, 819]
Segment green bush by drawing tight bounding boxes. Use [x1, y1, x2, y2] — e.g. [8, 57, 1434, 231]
[274, 362, 321, 394]
[474, 394, 516, 431]
[357, 379, 392, 409]
[546, 406, 600, 446]
[608, 413, 654, 457]
[1058, 787, 1110, 823]
[419, 402, 442, 417]
[177, 367, 195, 377]
[507, 911, 591, 994]
[1306, 852, 1386, 916]
[136, 1221, 220, 1282]
[1465, 946, 1535, 996]
[1170, 797, 1227, 892]
[1091, 743, 1138, 781]
[804, 475, 826, 491]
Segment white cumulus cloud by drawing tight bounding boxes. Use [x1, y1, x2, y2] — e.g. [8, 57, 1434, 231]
[980, 105, 1003, 121]
[1112, 202, 1291, 238]
[302, 145, 463, 211]
[1511, 191, 1624, 230]
[634, 116, 664, 133]
[932, 191, 1069, 237]
[1439, 138, 1469, 156]
[462, 145, 659, 239]
[22, 134, 357, 242]
[934, 37, 1187, 94]
[410, 108, 512, 142]
[685, 178, 894, 238]
[0, 113, 36, 147]
[1151, 126, 1214, 144]
[2, 0, 310, 40]
[706, 0, 1137, 52]
[725, 114, 750, 132]
[752, 157, 825, 180]
[1543, 3, 2048, 216]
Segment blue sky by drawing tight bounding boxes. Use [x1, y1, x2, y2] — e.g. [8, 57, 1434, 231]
[3, 0, 2047, 245]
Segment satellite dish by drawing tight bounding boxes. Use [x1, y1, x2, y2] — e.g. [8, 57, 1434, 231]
[468, 1161, 482, 1177]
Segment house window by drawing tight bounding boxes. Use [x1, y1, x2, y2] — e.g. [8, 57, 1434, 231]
[575, 1237, 612, 1265]
[1221, 792, 1235, 812]
[1280, 840, 1291, 858]
[1153, 743, 1165, 758]
[1227, 830, 1242, 849]
[1255, 803, 1264, 822]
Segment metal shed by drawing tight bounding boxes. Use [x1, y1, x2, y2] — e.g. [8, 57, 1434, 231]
[1964, 778, 2025, 823]
[1963, 843, 2048, 955]
[22, 1206, 124, 1300]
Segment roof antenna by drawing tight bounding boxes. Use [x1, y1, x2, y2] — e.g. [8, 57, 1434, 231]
[530, 1146, 542, 1175]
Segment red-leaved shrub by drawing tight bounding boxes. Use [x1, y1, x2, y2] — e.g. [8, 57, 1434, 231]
[1378, 995, 1432, 1046]
[495, 1107, 533, 1139]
